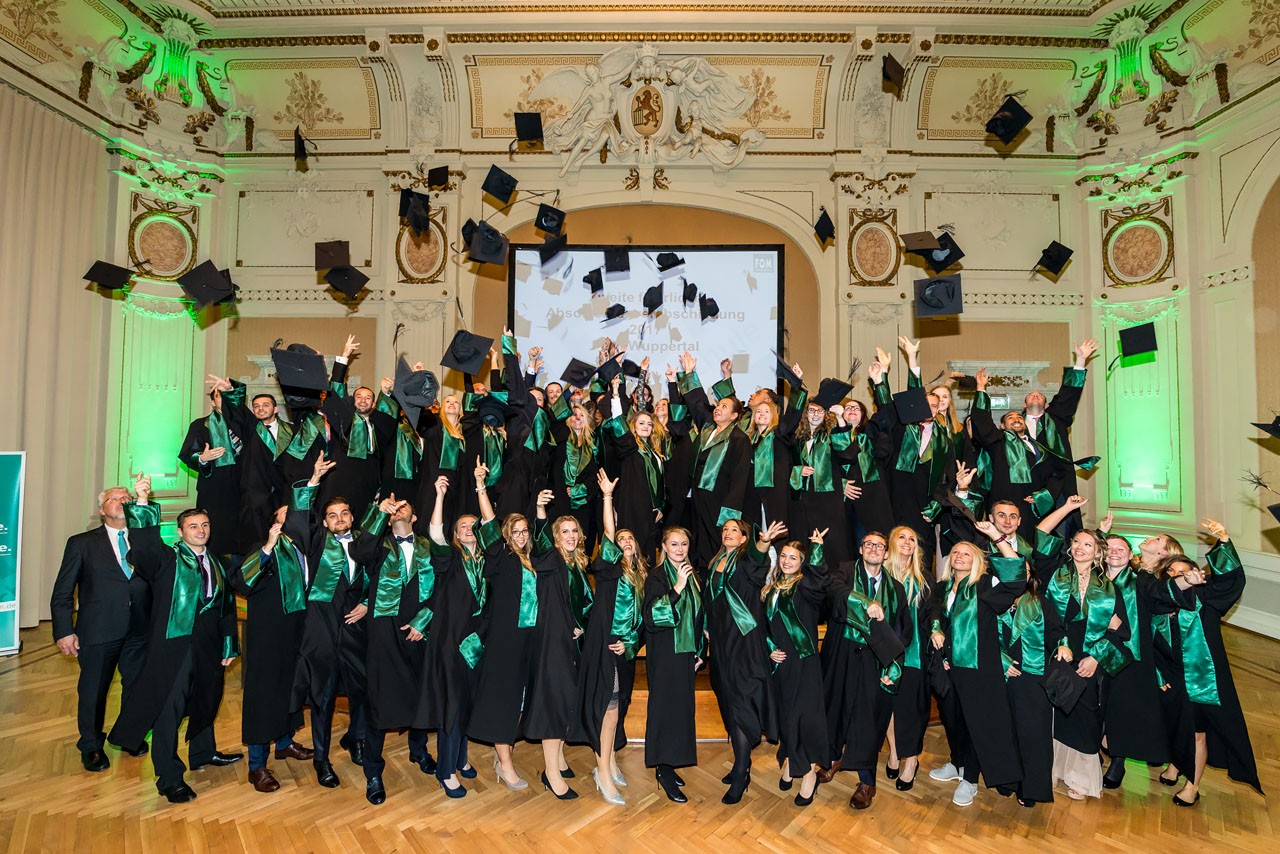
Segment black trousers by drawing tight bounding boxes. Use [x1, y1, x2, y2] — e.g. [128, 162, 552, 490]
[152, 651, 217, 791]
[364, 728, 428, 780]
[76, 633, 147, 752]
[436, 713, 469, 782]
[310, 666, 368, 764]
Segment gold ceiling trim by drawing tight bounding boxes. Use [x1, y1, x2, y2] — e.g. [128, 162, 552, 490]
[186, 2, 1106, 20]
[200, 36, 367, 49]
[935, 33, 1108, 49]
[115, 0, 162, 32]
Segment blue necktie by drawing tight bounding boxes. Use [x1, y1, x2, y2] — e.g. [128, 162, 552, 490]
[117, 529, 132, 579]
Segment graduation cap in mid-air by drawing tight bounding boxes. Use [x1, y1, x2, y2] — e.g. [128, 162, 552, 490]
[83, 260, 135, 291]
[324, 265, 370, 299]
[914, 274, 963, 317]
[583, 268, 604, 294]
[468, 221, 509, 266]
[315, 240, 350, 271]
[643, 282, 664, 315]
[1118, 322, 1157, 358]
[682, 277, 698, 305]
[901, 231, 941, 255]
[426, 165, 449, 190]
[882, 53, 906, 98]
[698, 293, 719, 321]
[656, 252, 685, 275]
[393, 355, 440, 428]
[893, 387, 933, 424]
[270, 342, 328, 409]
[560, 358, 597, 389]
[604, 248, 630, 276]
[1036, 241, 1073, 277]
[534, 203, 565, 236]
[774, 354, 803, 390]
[405, 192, 431, 236]
[924, 232, 965, 274]
[178, 260, 237, 308]
[481, 164, 518, 206]
[293, 126, 315, 172]
[1074, 455, 1102, 472]
[814, 209, 835, 246]
[986, 95, 1033, 146]
[813, 378, 855, 410]
[603, 303, 626, 322]
[514, 112, 544, 151]
[538, 233, 568, 268]
[1253, 415, 1280, 440]
[441, 329, 494, 375]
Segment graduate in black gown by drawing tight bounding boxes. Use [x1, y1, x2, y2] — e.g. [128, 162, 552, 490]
[289, 454, 374, 789]
[421, 473, 486, 797]
[177, 381, 247, 560]
[545, 398, 601, 555]
[526, 491, 591, 800]
[1153, 520, 1263, 805]
[231, 504, 314, 794]
[788, 384, 856, 566]
[603, 380, 668, 559]
[108, 475, 242, 803]
[224, 381, 291, 548]
[348, 495, 436, 805]
[1032, 496, 1130, 801]
[763, 531, 829, 807]
[743, 366, 806, 529]
[272, 339, 351, 490]
[882, 526, 932, 792]
[927, 540, 1025, 808]
[468, 463, 538, 792]
[836, 397, 896, 546]
[375, 381, 423, 507]
[644, 525, 703, 802]
[577, 474, 644, 806]
[704, 518, 783, 804]
[413, 393, 482, 535]
[318, 378, 396, 523]
[656, 375, 696, 532]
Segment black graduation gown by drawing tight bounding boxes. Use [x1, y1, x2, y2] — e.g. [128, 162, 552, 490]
[1150, 610, 1197, 779]
[788, 429, 858, 566]
[317, 401, 396, 523]
[412, 416, 484, 536]
[178, 416, 245, 557]
[229, 520, 309, 745]
[934, 574, 1024, 789]
[704, 546, 775, 746]
[354, 528, 432, 731]
[224, 385, 292, 548]
[419, 544, 486, 732]
[605, 420, 665, 558]
[467, 534, 537, 745]
[494, 353, 554, 523]
[546, 437, 600, 554]
[888, 579, 933, 759]
[683, 391, 751, 566]
[109, 508, 238, 749]
[522, 547, 582, 742]
[576, 557, 639, 754]
[644, 560, 703, 768]
[1101, 569, 1172, 764]
[1000, 592, 1065, 804]
[820, 562, 906, 771]
[870, 382, 953, 551]
[969, 403, 1059, 542]
[766, 561, 829, 772]
[839, 428, 897, 548]
[746, 401, 803, 529]
[1168, 543, 1262, 793]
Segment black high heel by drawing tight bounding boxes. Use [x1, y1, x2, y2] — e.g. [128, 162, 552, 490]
[1158, 772, 1180, 787]
[560, 763, 576, 779]
[778, 775, 793, 792]
[673, 771, 686, 787]
[656, 768, 687, 803]
[722, 770, 750, 805]
[794, 778, 819, 807]
[1172, 790, 1200, 807]
[885, 761, 900, 781]
[540, 771, 578, 800]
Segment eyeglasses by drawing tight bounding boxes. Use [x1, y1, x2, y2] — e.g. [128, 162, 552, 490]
[511, 528, 530, 535]
[861, 542, 887, 552]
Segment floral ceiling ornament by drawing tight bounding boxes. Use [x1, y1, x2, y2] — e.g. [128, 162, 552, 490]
[274, 71, 345, 131]
[832, 170, 914, 207]
[107, 144, 225, 203]
[146, 5, 210, 107]
[0, 0, 72, 60]
[1075, 151, 1197, 203]
[528, 43, 765, 178]
[1094, 3, 1159, 108]
[951, 72, 1011, 125]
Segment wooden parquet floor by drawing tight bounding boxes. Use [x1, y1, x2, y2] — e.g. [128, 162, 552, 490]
[1, 623, 1276, 853]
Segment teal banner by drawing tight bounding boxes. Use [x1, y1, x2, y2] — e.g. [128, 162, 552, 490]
[0, 452, 24, 655]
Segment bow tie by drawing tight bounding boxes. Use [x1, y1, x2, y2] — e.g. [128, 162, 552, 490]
[394, 535, 415, 544]
[336, 533, 354, 542]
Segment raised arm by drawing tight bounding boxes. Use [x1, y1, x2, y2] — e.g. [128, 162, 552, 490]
[1036, 494, 1087, 534]
[599, 470, 618, 543]
[474, 461, 496, 523]
[1045, 339, 1097, 428]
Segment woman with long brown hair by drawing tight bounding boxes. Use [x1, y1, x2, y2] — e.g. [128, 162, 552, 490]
[414, 392, 480, 535]
[790, 390, 853, 566]
[743, 367, 806, 529]
[604, 371, 668, 558]
[546, 399, 601, 555]
[835, 396, 895, 546]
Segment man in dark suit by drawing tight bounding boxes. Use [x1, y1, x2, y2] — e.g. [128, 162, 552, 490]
[50, 485, 152, 773]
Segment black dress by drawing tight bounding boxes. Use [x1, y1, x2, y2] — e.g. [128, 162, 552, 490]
[704, 545, 775, 747]
[998, 591, 1065, 804]
[765, 556, 828, 773]
[522, 545, 585, 742]
[888, 577, 933, 759]
[644, 559, 704, 769]
[1101, 567, 1173, 764]
[177, 414, 246, 558]
[604, 415, 666, 558]
[418, 542, 486, 735]
[576, 542, 641, 754]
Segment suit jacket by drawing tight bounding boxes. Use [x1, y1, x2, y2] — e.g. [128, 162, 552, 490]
[50, 526, 152, 645]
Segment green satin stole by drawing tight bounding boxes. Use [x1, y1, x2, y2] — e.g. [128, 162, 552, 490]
[946, 579, 981, 670]
[206, 409, 238, 468]
[392, 419, 421, 480]
[1044, 563, 1126, 676]
[372, 535, 435, 634]
[482, 427, 505, 486]
[707, 548, 758, 636]
[751, 431, 777, 488]
[900, 580, 924, 670]
[439, 429, 463, 471]
[601, 538, 641, 659]
[240, 539, 307, 614]
[766, 584, 816, 659]
[348, 413, 372, 460]
[1154, 600, 1220, 706]
[284, 411, 327, 460]
[525, 408, 553, 453]
[998, 593, 1047, 676]
[791, 433, 842, 492]
[564, 439, 593, 509]
[567, 556, 594, 631]
[650, 559, 702, 655]
[1110, 567, 1143, 661]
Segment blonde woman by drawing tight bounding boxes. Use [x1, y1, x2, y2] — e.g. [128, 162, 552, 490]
[604, 376, 667, 556]
[415, 392, 478, 535]
[744, 367, 806, 529]
[546, 401, 601, 553]
[883, 525, 932, 790]
[927, 540, 1026, 807]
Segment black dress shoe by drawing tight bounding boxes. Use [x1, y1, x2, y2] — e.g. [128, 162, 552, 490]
[82, 749, 109, 773]
[410, 752, 438, 775]
[673, 771, 686, 787]
[559, 763, 576, 779]
[722, 771, 750, 805]
[540, 771, 579, 800]
[191, 751, 243, 770]
[122, 742, 149, 757]
[339, 738, 366, 766]
[794, 779, 820, 807]
[366, 776, 386, 805]
[458, 763, 477, 779]
[314, 760, 340, 788]
[885, 761, 899, 781]
[778, 775, 793, 792]
[656, 770, 687, 803]
[1103, 758, 1126, 789]
[159, 782, 197, 804]
[1172, 791, 1200, 807]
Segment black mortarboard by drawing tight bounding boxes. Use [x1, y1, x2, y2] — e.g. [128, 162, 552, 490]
[324, 265, 370, 299]
[986, 95, 1033, 146]
[393, 355, 440, 429]
[915, 274, 963, 317]
[813, 378, 854, 409]
[178, 260, 236, 308]
[596, 356, 625, 385]
[481, 164, 518, 206]
[925, 232, 965, 273]
[560, 358, 596, 388]
[315, 240, 350, 270]
[954, 374, 978, 391]
[604, 247, 630, 274]
[216, 268, 238, 304]
[538, 233, 568, 266]
[882, 53, 905, 96]
[699, 293, 719, 321]
[682, 277, 698, 305]
[643, 282, 664, 314]
[622, 359, 643, 378]
[657, 252, 685, 274]
[407, 193, 431, 236]
[461, 218, 478, 249]
[514, 112, 544, 149]
[1252, 416, 1280, 439]
[398, 187, 414, 217]
[270, 343, 328, 392]
[603, 303, 626, 322]
[1044, 658, 1090, 714]
[293, 126, 312, 172]
[814, 209, 835, 244]
[441, 329, 494, 375]
[426, 165, 449, 190]
[866, 617, 906, 668]
[84, 260, 134, 290]
[583, 267, 604, 294]
[893, 386, 933, 424]
[1037, 240, 1073, 276]
[901, 231, 941, 254]
[1119, 322, 1157, 358]
[534, 203, 565, 236]
[774, 354, 803, 390]
[469, 221, 509, 266]
[475, 394, 512, 428]
[1268, 503, 1280, 524]
[1074, 455, 1101, 472]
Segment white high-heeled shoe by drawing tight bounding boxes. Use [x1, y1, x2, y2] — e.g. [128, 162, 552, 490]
[593, 768, 626, 806]
[494, 756, 529, 791]
[610, 768, 627, 788]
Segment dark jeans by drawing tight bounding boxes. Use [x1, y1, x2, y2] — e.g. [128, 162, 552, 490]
[310, 667, 367, 764]
[75, 633, 147, 752]
[436, 716, 469, 782]
[152, 651, 218, 791]
[364, 728, 428, 780]
[248, 735, 296, 771]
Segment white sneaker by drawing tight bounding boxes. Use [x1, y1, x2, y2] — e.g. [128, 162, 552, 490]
[953, 780, 978, 807]
[929, 762, 963, 782]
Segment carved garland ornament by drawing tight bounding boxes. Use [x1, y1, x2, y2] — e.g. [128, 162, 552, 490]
[847, 209, 900, 287]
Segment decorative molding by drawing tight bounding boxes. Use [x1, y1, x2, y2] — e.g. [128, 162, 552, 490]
[392, 300, 451, 323]
[122, 291, 194, 319]
[965, 291, 1085, 307]
[199, 36, 367, 49]
[1101, 197, 1175, 288]
[1202, 264, 1253, 289]
[236, 288, 387, 302]
[832, 170, 914, 206]
[1097, 293, 1182, 327]
[1076, 152, 1197, 203]
[395, 209, 449, 284]
[847, 302, 902, 324]
[385, 169, 461, 192]
[847, 209, 900, 287]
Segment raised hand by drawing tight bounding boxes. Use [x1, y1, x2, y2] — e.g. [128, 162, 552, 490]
[679, 352, 696, 374]
[975, 520, 1000, 540]
[674, 562, 694, 594]
[955, 459, 976, 491]
[135, 473, 151, 503]
[205, 373, 232, 392]
[810, 527, 828, 544]
[759, 520, 788, 544]
[975, 367, 989, 391]
[867, 360, 884, 384]
[720, 358, 733, 379]
[310, 451, 337, 484]
[342, 334, 359, 359]
[434, 475, 450, 497]
[791, 363, 803, 381]
[874, 346, 892, 370]
[1065, 494, 1088, 510]
[898, 336, 920, 360]
[380, 377, 393, 395]
[597, 469, 618, 496]
[377, 496, 402, 515]
[611, 373, 622, 393]
[264, 521, 284, 554]
[1074, 338, 1099, 367]
[666, 364, 677, 382]
[640, 356, 651, 373]
[413, 361, 425, 372]
[474, 461, 489, 488]
[536, 489, 555, 508]
[1201, 517, 1229, 542]
[1098, 511, 1114, 534]
[198, 443, 226, 464]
